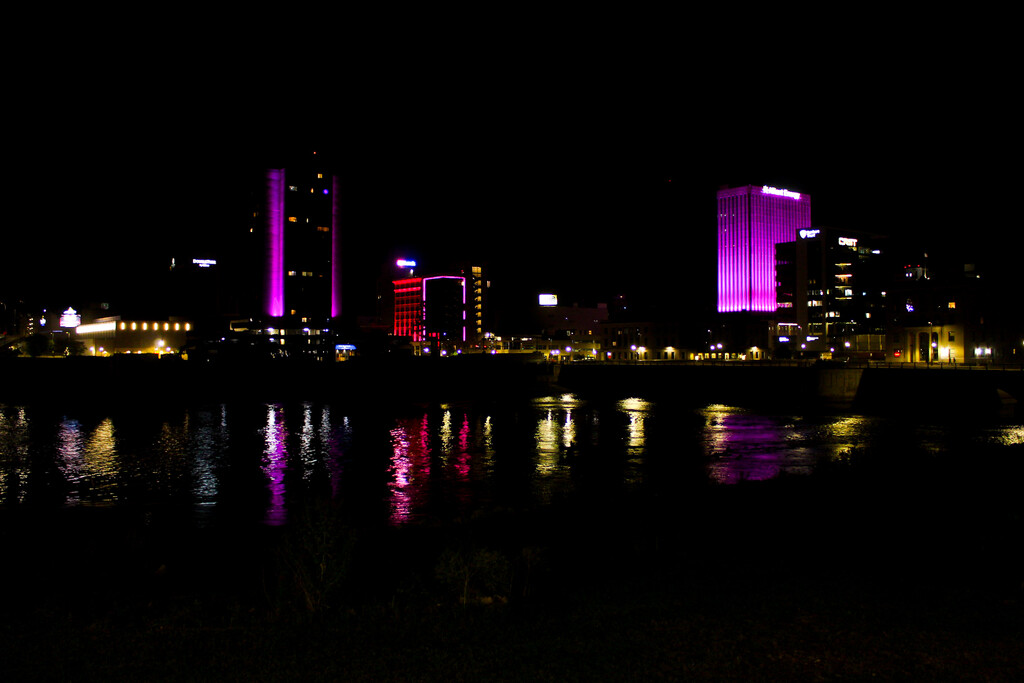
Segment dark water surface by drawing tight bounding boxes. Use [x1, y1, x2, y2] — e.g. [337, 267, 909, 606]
[2, 395, 1022, 528]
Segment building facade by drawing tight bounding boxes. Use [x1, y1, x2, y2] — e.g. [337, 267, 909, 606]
[258, 156, 342, 324]
[774, 227, 889, 358]
[390, 262, 488, 355]
[717, 185, 812, 313]
[75, 317, 192, 356]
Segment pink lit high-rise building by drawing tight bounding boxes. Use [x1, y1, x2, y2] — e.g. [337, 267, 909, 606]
[717, 185, 812, 313]
[258, 152, 342, 323]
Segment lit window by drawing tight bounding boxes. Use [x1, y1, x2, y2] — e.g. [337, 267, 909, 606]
[948, 302, 956, 309]
[288, 216, 298, 222]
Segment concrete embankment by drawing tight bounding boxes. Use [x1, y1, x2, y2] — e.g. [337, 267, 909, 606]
[0, 355, 556, 405]
[555, 362, 1023, 416]
[2, 357, 1020, 417]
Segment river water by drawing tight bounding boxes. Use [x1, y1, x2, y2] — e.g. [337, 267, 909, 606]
[2, 395, 1022, 528]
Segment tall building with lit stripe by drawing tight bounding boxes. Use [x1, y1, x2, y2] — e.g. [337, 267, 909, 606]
[717, 185, 812, 313]
[260, 154, 342, 323]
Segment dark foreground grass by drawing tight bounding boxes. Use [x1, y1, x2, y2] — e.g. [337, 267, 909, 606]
[2, 444, 1022, 681]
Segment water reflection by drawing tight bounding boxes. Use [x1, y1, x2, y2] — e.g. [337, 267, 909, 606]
[0, 407, 29, 503]
[262, 404, 288, 525]
[701, 405, 860, 484]
[388, 415, 429, 524]
[385, 405, 489, 524]
[189, 406, 228, 507]
[618, 398, 651, 485]
[1, 399, 1021, 526]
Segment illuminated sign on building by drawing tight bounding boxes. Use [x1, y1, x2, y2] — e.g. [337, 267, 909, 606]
[396, 259, 417, 268]
[838, 237, 858, 247]
[761, 186, 801, 200]
[59, 308, 81, 328]
[539, 294, 558, 307]
[798, 229, 820, 239]
[192, 258, 217, 268]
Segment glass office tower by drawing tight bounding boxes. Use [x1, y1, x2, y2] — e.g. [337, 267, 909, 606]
[717, 185, 812, 313]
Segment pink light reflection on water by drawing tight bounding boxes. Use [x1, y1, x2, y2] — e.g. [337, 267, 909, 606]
[262, 404, 288, 526]
[702, 405, 816, 484]
[454, 413, 471, 481]
[388, 415, 431, 524]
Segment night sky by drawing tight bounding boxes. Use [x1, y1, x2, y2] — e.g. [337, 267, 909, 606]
[4, 19, 1016, 323]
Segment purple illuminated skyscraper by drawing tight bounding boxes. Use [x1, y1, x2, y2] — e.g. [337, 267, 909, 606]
[717, 185, 811, 313]
[259, 155, 342, 322]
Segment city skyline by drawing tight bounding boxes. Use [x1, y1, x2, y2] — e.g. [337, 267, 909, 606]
[4, 41, 1016, 319]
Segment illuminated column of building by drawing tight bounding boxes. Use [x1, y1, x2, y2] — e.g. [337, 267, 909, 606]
[330, 174, 342, 319]
[717, 185, 811, 313]
[264, 168, 286, 318]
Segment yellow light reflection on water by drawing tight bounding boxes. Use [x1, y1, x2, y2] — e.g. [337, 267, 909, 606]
[531, 394, 586, 476]
[994, 426, 1024, 446]
[617, 398, 652, 484]
[0, 408, 30, 503]
[617, 398, 651, 453]
[535, 409, 562, 474]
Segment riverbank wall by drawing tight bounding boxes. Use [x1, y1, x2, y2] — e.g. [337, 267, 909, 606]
[555, 362, 1023, 416]
[2, 357, 1021, 416]
[0, 355, 554, 406]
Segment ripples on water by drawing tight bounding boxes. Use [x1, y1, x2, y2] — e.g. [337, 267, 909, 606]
[1, 397, 1021, 526]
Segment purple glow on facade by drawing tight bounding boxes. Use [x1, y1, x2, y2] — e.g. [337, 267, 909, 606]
[265, 169, 286, 318]
[330, 174, 342, 319]
[423, 276, 467, 342]
[717, 185, 811, 313]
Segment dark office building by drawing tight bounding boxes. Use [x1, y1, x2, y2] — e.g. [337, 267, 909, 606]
[774, 227, 889, 358]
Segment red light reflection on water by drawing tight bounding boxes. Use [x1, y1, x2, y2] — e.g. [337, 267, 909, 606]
[388, 415, 431, 524]
[387, 408, 479, 524]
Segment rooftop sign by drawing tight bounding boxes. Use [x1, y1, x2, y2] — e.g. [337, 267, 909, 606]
[59, 308, 81, 328]
[762, 185, 801, 200]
